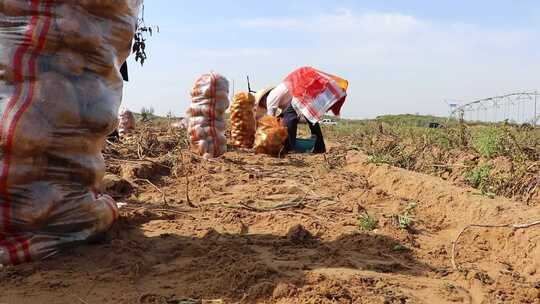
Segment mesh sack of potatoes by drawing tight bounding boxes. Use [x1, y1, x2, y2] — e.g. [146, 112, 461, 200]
[254, 116, 288, 156]
[230, 92, 256, 148]
[0, 0, 140, 265]
[187, 73, 230, 159]
[118, 107, 136, 136]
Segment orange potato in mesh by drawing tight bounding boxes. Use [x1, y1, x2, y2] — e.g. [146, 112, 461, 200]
[230, 92, 256, 148]
[254, 116, 288, 156]
[34, 72, 81, 128]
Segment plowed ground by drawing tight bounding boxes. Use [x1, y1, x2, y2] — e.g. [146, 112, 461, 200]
[2, 139, 540, 304]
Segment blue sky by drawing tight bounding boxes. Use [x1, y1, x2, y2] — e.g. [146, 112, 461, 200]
[123, 0, 540, 119]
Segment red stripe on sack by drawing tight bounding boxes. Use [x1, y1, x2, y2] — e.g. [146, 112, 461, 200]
[2, 0, 51, 230]
[0, 0, 41, 141]
[208, 74, 219, 157]
[0, 237, 21, 265]
[0, 0, 42, 237]
[104, 197, 119, 221]
[13, 235, 31, 263]
[0, 0, 52, 265]
[0, 232, 19, 265]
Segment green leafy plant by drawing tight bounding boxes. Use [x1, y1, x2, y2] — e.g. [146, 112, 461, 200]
[393, 201, 417, 230]
[465, 164, 492, 193]
[358, 212, 379, 231]
[392, 244, 409, 252]
[140, 106, 155, 122]
[472, 127, 505, 158]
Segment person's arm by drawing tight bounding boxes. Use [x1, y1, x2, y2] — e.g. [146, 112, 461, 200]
[266, 92, 280, 116]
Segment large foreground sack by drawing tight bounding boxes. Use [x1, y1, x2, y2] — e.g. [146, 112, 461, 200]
[0, 0, 140, 265]
[188, 73, 229, 159]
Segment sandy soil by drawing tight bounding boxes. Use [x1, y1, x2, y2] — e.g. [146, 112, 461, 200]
[2, 142, 540, 304]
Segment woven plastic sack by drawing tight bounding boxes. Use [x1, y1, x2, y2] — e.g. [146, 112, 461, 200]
[188, 73, 229, 159]
[118, 107, 136, 136]
[230, 92, 256, 148]
[284, 67, 348, 124]
[254, 116, 288, 156]
[0, 0, 140, 265]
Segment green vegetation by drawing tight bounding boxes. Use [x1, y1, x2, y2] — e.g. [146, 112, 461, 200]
[465, 164, 492, 192]
[358, 212, 379, 231]
[140, 107, 156, 122]
[471, 127, 505, 158]
[375, 114, 456, 127]
[393, 201, 417, 230]
[326, 114, 540, 203]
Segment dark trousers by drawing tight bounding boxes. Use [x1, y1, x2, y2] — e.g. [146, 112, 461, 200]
[281, 104, 326, 153]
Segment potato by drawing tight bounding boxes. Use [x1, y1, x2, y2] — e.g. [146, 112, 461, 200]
[45, 152, 105, 188]
[102, 19, 136, 57]
[0, 0, 30, 16]
[11, 107, 52, 157]
[6, 155, 47, 187]
[50, 49, 86, 77]
[11, 181, 62, 230]
[34, 71, 81, 128]
[0, 48, 28, 83]
[0, 63, 16, 84]
[48, 132, 100, 155]
[55, 4, 103, 54]
[75, 72, 122, 135]
[76, 0, 134, 19]
[188, 104, 227, 119]
[78, 194, 117, 234]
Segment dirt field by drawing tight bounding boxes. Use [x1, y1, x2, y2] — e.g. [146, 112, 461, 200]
[2, 130, 540, 304]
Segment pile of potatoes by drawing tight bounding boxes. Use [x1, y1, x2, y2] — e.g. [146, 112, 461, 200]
[187, 73, 229, 159]
[0, 0, 140, 265]
[230, 92, 256, 149]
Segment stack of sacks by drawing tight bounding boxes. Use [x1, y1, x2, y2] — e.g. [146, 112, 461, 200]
[187, 73, 229, 159]
[0, 0, 140, 265]
[230, 92, 256, 148]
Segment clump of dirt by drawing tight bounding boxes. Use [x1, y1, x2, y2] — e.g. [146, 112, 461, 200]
[286, 224, 317, 245]
[100, 174, 134, 197]
[120, 161, 168, 181]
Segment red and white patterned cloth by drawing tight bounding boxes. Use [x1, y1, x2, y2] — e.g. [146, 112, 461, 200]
[284, 67, 348, 124]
